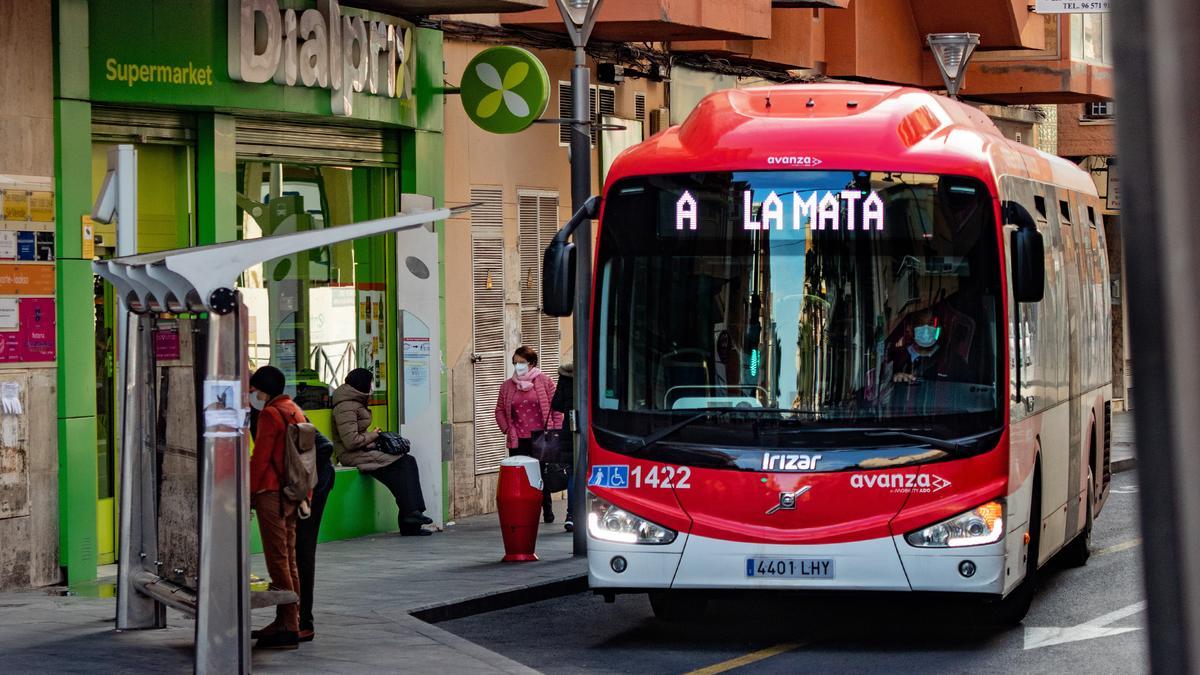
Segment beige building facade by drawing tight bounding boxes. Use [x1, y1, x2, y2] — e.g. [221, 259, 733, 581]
[441, 39, 667, 518]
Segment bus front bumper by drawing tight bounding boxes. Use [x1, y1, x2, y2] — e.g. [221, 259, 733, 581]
[588, 532, 1007, 594]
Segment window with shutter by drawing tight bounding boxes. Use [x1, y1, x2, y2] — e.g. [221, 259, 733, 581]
[537, 194, 562, 374]
[470, 187, 503, 228]
[558, 82, 574, 146]
[559, 82, 615, 147]
[634, 93, 646, 124]
[471, 235, 507, 474]
[517, 190, 562, 376]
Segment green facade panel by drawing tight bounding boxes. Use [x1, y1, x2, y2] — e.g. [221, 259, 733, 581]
[197, 114, 237, 245]
[58, 416, 98, 583]
[54, 99, 92, 260]
[55, 260, 98, 419]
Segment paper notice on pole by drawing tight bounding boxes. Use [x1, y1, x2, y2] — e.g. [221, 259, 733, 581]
[81, 216, 95, 259]
[1, 381, 22, 415]
[203, 379, 241, 411]
[203, 378, 247, 430]
[0, 299, 18, 331]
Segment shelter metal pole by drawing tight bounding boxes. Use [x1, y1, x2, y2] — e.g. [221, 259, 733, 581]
[115, 311, 164, 630]
[195, 301, 250, 675]
[1113, 0, 1200, 671]
[569, 44, 592, 557]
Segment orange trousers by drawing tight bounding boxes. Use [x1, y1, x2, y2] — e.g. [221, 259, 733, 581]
[252, 491, 300, 632]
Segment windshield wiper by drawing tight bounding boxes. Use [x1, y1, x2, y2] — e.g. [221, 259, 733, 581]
[856, 427, 1008, 453]
[769, 424, 994, 453]
[636, 409, 734, 453]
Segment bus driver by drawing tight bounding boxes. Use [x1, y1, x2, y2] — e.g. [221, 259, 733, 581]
[889, 307, 971, 384]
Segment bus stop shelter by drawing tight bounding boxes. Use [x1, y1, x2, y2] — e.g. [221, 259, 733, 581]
[94, 189, 466, 673]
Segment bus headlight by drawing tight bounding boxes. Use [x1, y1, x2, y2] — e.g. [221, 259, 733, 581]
[905, 500, 1004, 548]
[588, 495, 677, 545]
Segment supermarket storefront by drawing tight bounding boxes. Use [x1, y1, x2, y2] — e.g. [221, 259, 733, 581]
[54, 0, 445, 582]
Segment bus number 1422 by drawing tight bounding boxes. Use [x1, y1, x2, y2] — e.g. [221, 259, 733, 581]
[631, 465, 692, 489]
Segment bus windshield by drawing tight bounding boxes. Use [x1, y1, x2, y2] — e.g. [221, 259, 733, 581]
[592, 170, 1004, 450]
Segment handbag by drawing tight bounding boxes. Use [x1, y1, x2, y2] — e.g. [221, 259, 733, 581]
[530, 399, 567, 463]
[542, 461, 570, 494]
[374, 431, 411, 456]
[531, 427, 565, 463]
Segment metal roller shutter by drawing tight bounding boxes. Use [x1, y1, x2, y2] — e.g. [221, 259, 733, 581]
[92, 106, 196, 144]
[234, 117, 398, 166]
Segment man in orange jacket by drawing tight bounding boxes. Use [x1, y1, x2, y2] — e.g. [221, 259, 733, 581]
[248, 365, 307, 650]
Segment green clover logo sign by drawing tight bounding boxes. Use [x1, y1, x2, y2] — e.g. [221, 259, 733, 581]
[461, 46, 550, 134]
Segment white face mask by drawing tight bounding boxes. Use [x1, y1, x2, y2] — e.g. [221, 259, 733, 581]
[514, 363, 530, 376]
[249, 394, 266, 411]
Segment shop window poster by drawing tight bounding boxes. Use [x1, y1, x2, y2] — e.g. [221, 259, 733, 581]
[357, 288, 386, 397]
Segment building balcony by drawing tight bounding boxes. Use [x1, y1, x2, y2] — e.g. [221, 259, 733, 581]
[501, 0, 773, 42]
[351, 0, 547, 14]
[771, 0, 848, 7]
[823, 0, 1044, 86]
[935, 13, 1114, 104]
[671, 7, 827, 71]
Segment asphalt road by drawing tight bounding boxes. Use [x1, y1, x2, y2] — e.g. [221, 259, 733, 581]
[443, 471, 1147, 674]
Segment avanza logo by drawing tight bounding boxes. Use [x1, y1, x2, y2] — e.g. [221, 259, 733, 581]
[767, 155, 822, 167]
[850, 473, 951, 494]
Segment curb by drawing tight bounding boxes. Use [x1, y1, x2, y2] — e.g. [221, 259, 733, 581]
[410, 572, 588, 624]
[1112, 455, 1137, 474]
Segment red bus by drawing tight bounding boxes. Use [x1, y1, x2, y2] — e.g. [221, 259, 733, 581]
[548, 84, 1112, 623]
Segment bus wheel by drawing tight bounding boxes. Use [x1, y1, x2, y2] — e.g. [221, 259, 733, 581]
[649, 592, 708, 622]
[1060, 467, 1094, 568]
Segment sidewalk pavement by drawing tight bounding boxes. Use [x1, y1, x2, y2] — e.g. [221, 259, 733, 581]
[0, 500, 585, 674]
[1112, 411, 1136, 474]
[0, 418, 1139, 674]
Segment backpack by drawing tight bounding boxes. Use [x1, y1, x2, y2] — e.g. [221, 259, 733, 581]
[278, 409, 319, 503]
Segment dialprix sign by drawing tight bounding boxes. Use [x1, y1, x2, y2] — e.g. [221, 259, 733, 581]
[460, 46, 550, 134]
[228, 0, 415, 117]
[89, 0, 436, 128]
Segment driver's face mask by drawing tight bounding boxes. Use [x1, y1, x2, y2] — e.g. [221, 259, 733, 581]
[913, 324, 941, 349]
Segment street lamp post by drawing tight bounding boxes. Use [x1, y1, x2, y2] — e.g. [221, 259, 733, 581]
[927, 32, 980, 99]
[555, 0, 604, 556]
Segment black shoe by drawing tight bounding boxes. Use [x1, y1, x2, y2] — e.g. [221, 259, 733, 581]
[400, 527, 433, 536]
[403, 512, 434, 526]
[564, 519, 574, 533]
[298, 628, 315, 642]
[255, 630, 299, 650]
[543, 511, 555, 524]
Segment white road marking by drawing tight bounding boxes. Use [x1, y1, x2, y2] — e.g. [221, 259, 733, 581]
[1023, 601, 1146, 650]
[1110, 485, 1139, 494]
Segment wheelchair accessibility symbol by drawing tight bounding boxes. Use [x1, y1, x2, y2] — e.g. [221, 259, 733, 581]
[588, 465, 630, 489]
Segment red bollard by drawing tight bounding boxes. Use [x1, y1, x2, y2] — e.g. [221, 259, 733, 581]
[496, 456, 543, 562]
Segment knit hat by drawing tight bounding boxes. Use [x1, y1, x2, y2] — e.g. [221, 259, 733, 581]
[346, 368, 374, 395]
[249, 365, 286, 398]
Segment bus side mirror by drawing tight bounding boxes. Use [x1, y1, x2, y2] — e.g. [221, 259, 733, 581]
[542, 196, 601, 317]
[1005, 201, 1045, 303]
[542, 240, 576, 317]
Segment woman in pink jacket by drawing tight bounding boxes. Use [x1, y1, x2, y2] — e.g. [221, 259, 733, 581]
[495, 345, 563, 523]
